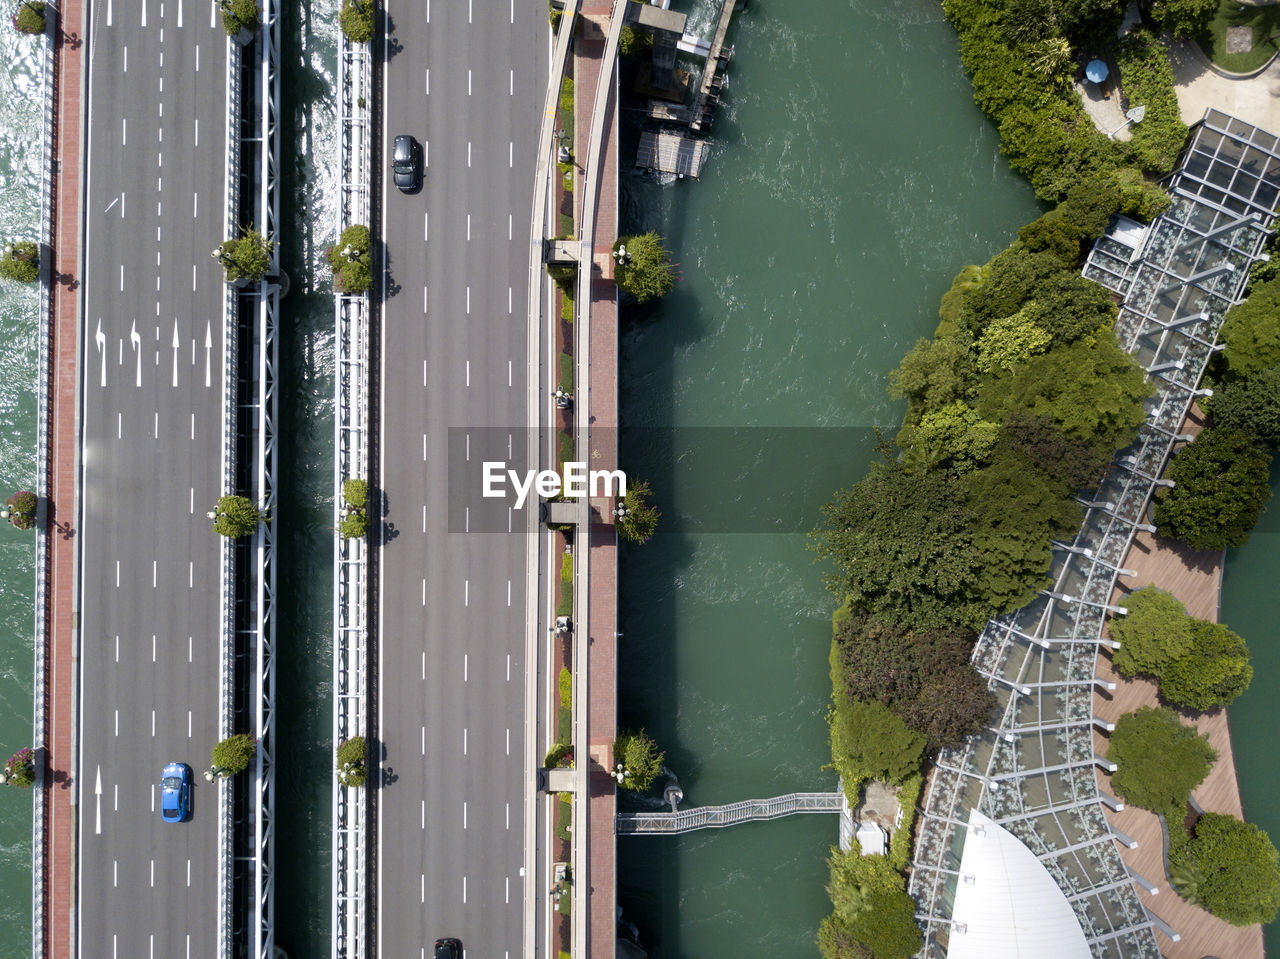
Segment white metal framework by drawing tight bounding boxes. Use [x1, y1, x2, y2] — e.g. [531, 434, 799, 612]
[910, 111, 1278, 959]
[332, 22, 372, 959]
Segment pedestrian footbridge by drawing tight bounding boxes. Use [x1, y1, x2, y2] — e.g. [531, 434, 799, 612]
[616, 792, 844, 835]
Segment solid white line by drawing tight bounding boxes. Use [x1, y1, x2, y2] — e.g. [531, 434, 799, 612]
[107, 0, 113, 25]
[117, 412, 121, 438]
[177, 0, 182, 26]
[468, 69, 472, 96]
[507, 580, 511, 606]
[464, 580, 469, 606]
[466, 213, 471, 241]
[510, 141, 514, 168]
[190, 413, 195, 440]
[466, 360, 470, 385]
[463, 654, 468, 682]
[468, 141, 472, 167]
[463, 800, 468, 827]
[508, 507, 512, 533]
[424, 211, 429, 241]
[153, 410, 158, 437]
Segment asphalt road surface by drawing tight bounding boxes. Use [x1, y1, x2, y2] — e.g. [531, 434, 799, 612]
[377, 1, 548, 956]
[78, 0, 228, 954]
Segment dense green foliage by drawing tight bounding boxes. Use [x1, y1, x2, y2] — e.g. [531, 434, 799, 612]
[1148, 0, 1217, 38]
[616, 479, 660, 544]
[1161, 619, 1253, 711]
[612, 730, 663, 791]
[6, 490, 36, 530]
[1114, 31, 1192, 174]
[829, 697, 926, 787]
[220, 0, 260, 35]
[1110, 587, 1193, 677]
[1221, 276, 1280, 377]
[212, 495, 263, 539]
[336, 736, 367, 787]
[216, 228, 273, 282]
[1107, 707, 1215, 819]
[342, 478, 369, 509]
[3, 747, 35, 787]
[338, 0, 374, 42]
[613, 232, 676, 304]
[212, 734, 257, 775]
[819, 849, 923, 959]
[13, 2, 45, 34]
[1169, 813, 1280, 925]
[1203, 365, 1280, 449]
[0, 240, 39, 282]
[326, 224, 373, 294]
[834, 613, 994, 752]
[1154, 428, 1273, 550]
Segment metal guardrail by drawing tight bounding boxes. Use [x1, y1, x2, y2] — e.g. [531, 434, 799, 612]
[616, 793, 844, 834]
[32, 4, 56, 956]
[216, 23, 243, 959]
[252, 0, 282, 955]
[331, 25, 372, 959]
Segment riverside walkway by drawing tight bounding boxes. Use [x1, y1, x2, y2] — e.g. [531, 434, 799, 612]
[617, 792, 844, 834]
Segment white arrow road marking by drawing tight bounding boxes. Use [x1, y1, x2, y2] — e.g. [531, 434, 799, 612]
[95, 320, 107, 387]
[204, 321, 212, 388]
[130, 321, 142, 387]
[171, 320, 180, 387]
[94, 766, 103, 835]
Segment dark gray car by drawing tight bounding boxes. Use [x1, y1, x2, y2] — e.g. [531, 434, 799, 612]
[392, 134, 422, 192]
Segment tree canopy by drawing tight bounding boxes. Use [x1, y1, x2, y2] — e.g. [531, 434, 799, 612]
[613, 232, 676, 304]
[834, 612, 994, 752]
[613, 729, 664, 791]
[829, 698, 926, 786]
[1110, 586, 1193, 678]
[1221, 276, 1280, 378]
[1170, 813, 1280, 925]
[1160, 619, 1253, 712]
[1153, 428, 1273, 550]
[899, 402, 999, 473]
[1106, 706, 1216, 818]
[212, 734, 257, 775]
[820, 849, 923, 959]
[1147, 0, 1218, 39]
[1204, 365, 1280, 450]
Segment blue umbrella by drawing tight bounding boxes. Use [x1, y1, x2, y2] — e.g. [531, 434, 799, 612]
[1086, 59, 1109, 83]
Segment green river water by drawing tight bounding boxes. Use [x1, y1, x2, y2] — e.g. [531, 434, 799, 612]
[1, 0, 1279, 956]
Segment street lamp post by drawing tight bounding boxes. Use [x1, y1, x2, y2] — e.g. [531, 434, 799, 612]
[1109, 104, 1146, 140]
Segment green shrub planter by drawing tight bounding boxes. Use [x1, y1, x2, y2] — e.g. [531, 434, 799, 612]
[220, 0, 260, 36]
[2, 747, 35, 787]
[326, 224, 373, 294]
[210, 495, 264, 539]
[214, 227, 273, 282]
[338, 0, 373, 42]
[0, 240, 39, 282]
[12, 2, 45, 34]
[336, 736, 368, 787]
[211, 734, 257, 775]
[6, 490, 36, 530]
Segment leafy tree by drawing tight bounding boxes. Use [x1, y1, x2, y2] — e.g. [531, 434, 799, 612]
[900, 401, 999, 473]
[1154, 428, 1272, 550]
[612, 730, 663, 791]
[1109, 586, 1193, 678]
[1203, 365, 1280, 450]
[937, 265, 984, 334]
[817, 915, 872, 959]
[215, 227, 273, 282]
[220, 0, 260, 35]
[338, 512, 368, 539]
[1110, 166, 1172, 222]
[13, 2, 45, 33]
[975, 311, 1051, 374]
[212, 495, 264, 539]
[1016, 210, 1084, 264]
[1060, 172, 1125, 238]
[1161, 619, 1253, 711]
[211, 734, 257, 775]
[826, 846, 904, 917]
[327, 224, 373, 294]
[1027, 36, 1073, 80]
[814, 458, 985, 632]
[957, 248, 1066, 335]
[342, 478, 369, 509]
[616, 479, 659, 544]
[1147, 0, 1217, 39]
[1106, 706, 1216, 819]
[6, 490, 37, 530]
[1221, 276, 1280, 378]
[847, 890, 923, 959]
[3, 747, 35, 787]
[887, 335, 975, 416]
[977, 335, 1151, 460]
[1114, 31, 1188, 176]
[336, 736, 367, 787]
[0, 240, 39, 282]
[829, 698, 926, 785]
[619, 23, 653, 57]
[1169, 813, 1280, 925]
[997, 410, 1108, 491]
[1016, 271, 1118, 345]
[338, 0, 373, 42]
[613, 232, 676, 304]
[834, 612, 993, 752]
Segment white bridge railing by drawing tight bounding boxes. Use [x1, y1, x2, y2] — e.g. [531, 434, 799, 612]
[616, 792, 844, 834]
[331, 23, 372, 959]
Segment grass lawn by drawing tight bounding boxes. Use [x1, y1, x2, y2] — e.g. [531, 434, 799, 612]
[559, 352, 574, 392]
[1198, 0, 1280, 73]
[556, 795, 572, 841]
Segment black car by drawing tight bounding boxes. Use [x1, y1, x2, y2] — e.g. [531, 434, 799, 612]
[392, 134, 422, 192]
[433, 938, 461, 959]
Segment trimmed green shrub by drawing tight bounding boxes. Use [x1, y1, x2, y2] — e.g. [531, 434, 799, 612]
[820, 847, 922, 959]
[338, 512, 368, 539]
[559, 75, 574, 143]
[211, 495, 262, 539]
[0, 240, 39, 282]
[13, 2, 45, 33]
[558, 352, 574, 392]
[211, 734, 257, 775]
[558, 666, 572, 709]
[336, 736, 367, 787]
[1154, 427, 1273, 550]
[221, 0, 260, 35]
[547, 262, 575, 293]
[1203, 366, 1280, 450]
[1221, 276, 1280, 377]
[829, 697, 925, 786]
[1170, 812, 1280, 925]
[611, 730, 664, 791]
[1106, 706, 1216, 820]
[215, 227, 273, 282]
[338, 0, 374, 42]
[342, 478, 369, 509]
[1149, 0, 1217, 39]
[544, 742, 573, 768]
[1110, 586, 1194, 678]
[888, 774, 922, 871]
[1160, 619, 1253, 711]
[327, 224, 373, 294]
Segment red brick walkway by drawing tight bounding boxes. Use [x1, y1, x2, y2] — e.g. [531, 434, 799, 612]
[574, 5, 621, 958]
[43, 0, 86, 954]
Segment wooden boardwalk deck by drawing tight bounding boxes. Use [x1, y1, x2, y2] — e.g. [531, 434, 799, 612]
[1092, 408, 1263, 959]
[635, 130, 707, 178]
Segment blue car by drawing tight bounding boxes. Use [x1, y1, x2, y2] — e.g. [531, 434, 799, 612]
[160, 762, 192, 823]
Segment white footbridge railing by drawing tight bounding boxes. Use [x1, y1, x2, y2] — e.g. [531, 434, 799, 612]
[616, 792, 844, 834]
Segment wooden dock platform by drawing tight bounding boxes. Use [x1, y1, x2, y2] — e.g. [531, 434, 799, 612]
[635, 130, 707, 178]
[690, 0, 738, 132]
